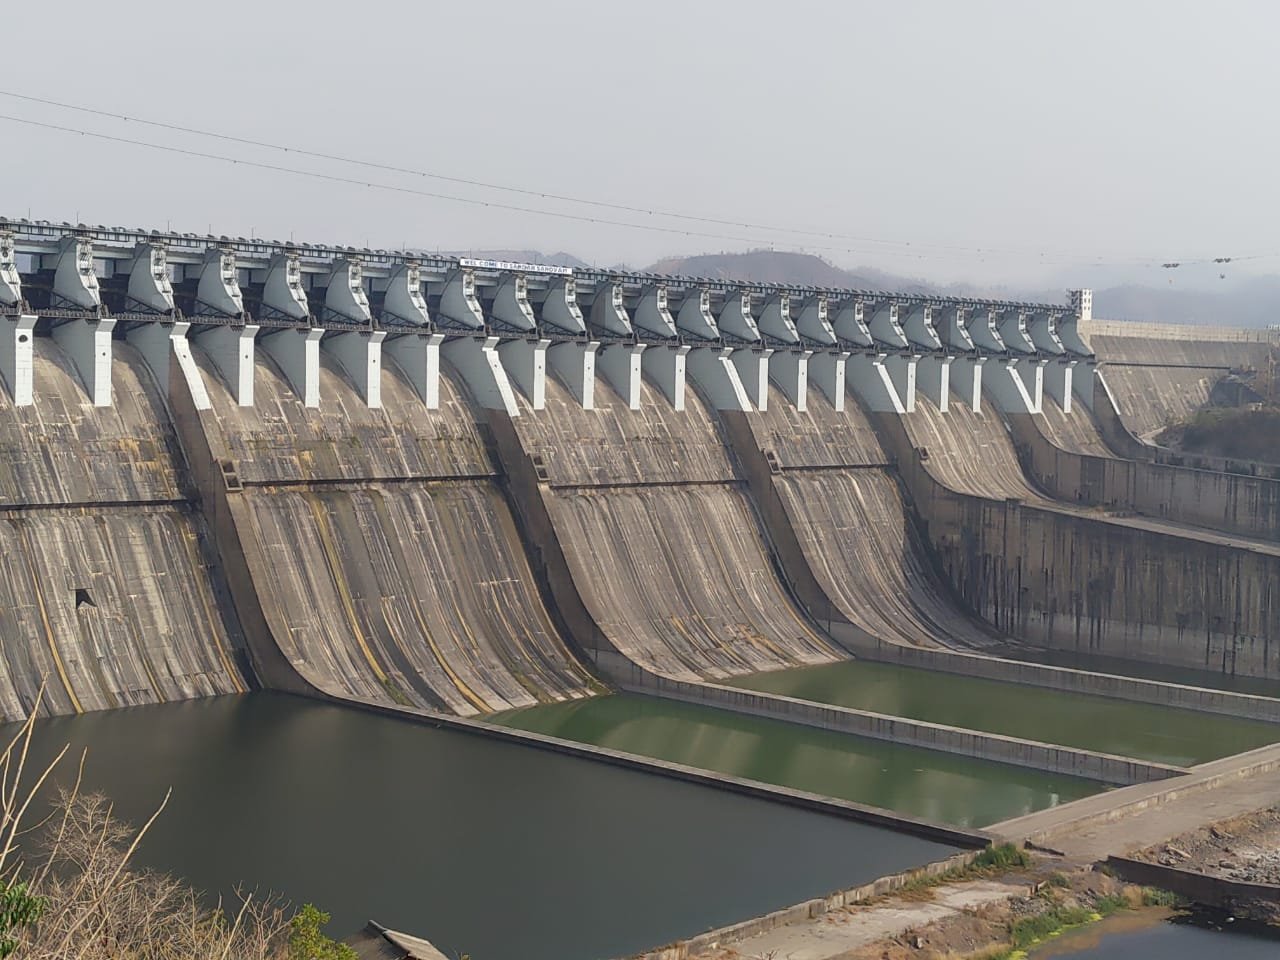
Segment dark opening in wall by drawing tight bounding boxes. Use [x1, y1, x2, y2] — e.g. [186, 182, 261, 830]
[74, 588, 95, 609]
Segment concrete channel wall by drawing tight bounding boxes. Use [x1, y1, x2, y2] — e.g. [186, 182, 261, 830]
[1103, 856, 1280, 911]
[1007, 411, 1280, 541]
[601, 653, 1183, 785]
[620, 848, 985, 960]
[871, 408, 1280, 681]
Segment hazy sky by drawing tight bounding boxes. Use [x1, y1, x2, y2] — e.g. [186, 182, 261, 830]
[3, 1, 1276, 289]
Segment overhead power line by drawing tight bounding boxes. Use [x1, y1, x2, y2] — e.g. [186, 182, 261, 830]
[0, 90, 1273, 270]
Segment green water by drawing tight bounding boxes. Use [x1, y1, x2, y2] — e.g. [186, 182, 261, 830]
[492, 693, 1101, 827]
[727, 660, 1280, 766]
[1, 693, 961, 960]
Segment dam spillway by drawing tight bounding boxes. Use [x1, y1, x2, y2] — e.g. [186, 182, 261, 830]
[0, 335, 249, 718]
[2, 219, 1280, 954]
[190, 341, 598, 714]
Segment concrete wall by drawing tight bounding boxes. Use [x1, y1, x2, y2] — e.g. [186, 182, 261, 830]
[1007, 411, 1280, 541]
[623, 849, 984, 960]
[607, 657, 1182, 786]
[872, 409, 1280, 681]
[1104, 856, 1280, 913]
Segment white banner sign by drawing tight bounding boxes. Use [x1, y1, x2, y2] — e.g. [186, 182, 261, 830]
[459, 257, 572, 277]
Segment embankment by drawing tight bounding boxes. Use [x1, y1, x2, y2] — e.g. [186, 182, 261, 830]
[0, 335, 250, 718]
[173, 341, 597, 716]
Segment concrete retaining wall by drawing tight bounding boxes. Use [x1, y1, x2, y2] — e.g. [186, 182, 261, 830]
[622, 849, 986, 960]
[1104, 856, 1280, 910]
[1007, 411, 1280, 541]
[345, 694, 991, 848]
[871, 410, 1280, 682]
[599, 652, 1181, 785]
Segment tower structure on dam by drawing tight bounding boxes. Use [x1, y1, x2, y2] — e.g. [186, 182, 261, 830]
[0, 216, 1277, 723]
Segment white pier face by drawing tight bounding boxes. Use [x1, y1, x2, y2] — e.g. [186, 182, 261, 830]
[263, 253, 311, 321]
[261, 328, 324, 408]
[717, 290, 760, 342]
[442, 336, 519, 415]
[967, 308, 1006, 353]
[53, 237, 101, 310]
[903, 305, 941, 350]
[547, 340, 598, 410]
[383, 332, 444, 408]
[952, 356, 987, 412]
[730, 347, 774, 410]
[883, 354, 918, 413]
[0, 234, 21, 306]
[539, 278, 586, 335]
[634, 285, 677, 338]
[996, 310, 1036, 354]
[491, 274, 538, 333]
[847, 353, 906, 414]
[126, 321, 211, 410]
[938, 306, 975, 351]
[770, 348, 811, 410]
[916, 355, 954, 413]
[0, 315, 37, 406]
[197, 324, 259, 406]
[382, 262, 430, 327]
[796, 296, 837, 346]
[498, 337, 550, 410]
[126, 243, 175, 314]
[642, 343, 691, 411]
[1028, 312, 1065, 355]
[809, 350, 848, 411]
[757, 294, 799, 343]
[598, 343, 646, 410]
[1045, 358, 1078, 414]
[52, 318, 115, 406]
[686, 347, 751, 411]
[676, 288, 719, 340]
[833, 300, 873, 347]
[196, 248, 245, 318]
[324, 330, 386, 408]
[325, 259, 373, 324]
[439, 269, 485, 330]
[590, 283, 632, 337]
[869, 304, 908, 349]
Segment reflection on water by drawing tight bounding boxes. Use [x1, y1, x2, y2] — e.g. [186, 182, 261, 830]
[1031, 908, 1280, 958]
[729, 660, 1280, 766]
[3, 693, 959, 960]
[492, 693, 1102, 827]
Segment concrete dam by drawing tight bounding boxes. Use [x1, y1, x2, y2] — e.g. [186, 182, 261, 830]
[3, 219, 1280, 956]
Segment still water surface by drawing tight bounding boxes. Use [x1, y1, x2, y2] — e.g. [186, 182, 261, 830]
[7, 692, 958, 960]
[493, 693, 1101, 827]
[728, 660, 1280, 766]
[1031, 910, 1280, 958]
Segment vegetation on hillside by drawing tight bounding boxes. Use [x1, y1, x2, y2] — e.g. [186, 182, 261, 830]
[1156, 406, 1280, 462]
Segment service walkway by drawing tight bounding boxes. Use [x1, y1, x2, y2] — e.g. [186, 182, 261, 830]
[991, 742, 1280, 862]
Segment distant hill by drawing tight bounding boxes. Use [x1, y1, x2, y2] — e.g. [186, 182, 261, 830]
[643, 250, 937, 294]
[419, 246, 1280, 328]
